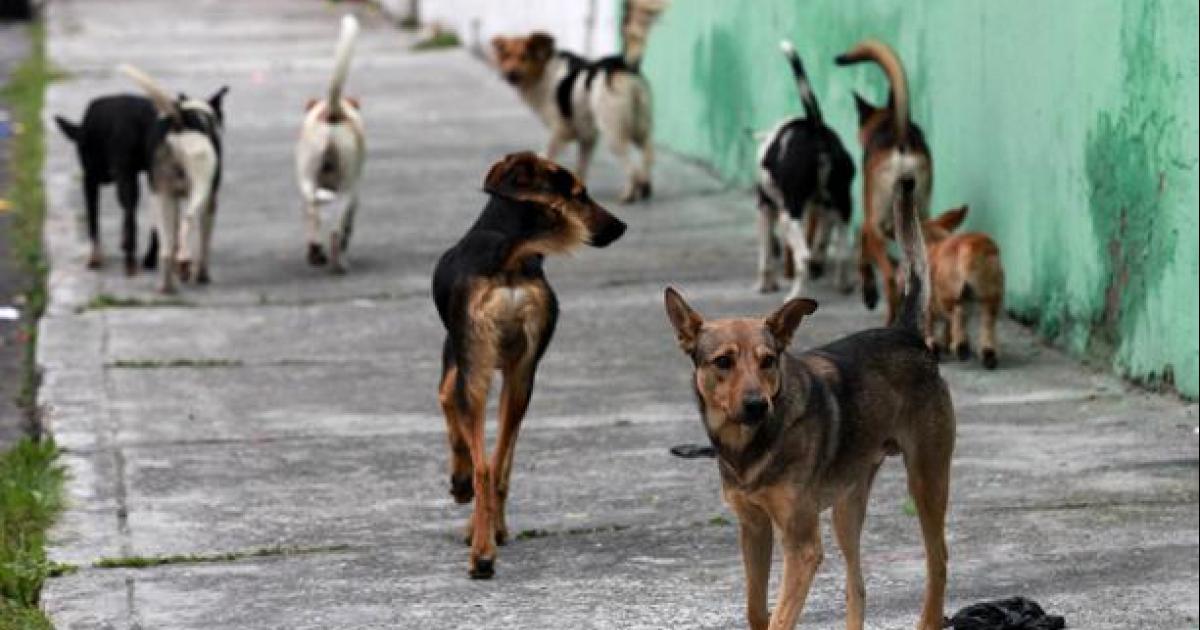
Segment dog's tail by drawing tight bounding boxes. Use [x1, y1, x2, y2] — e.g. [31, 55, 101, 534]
[892, 175, 930, 333]
[621, 0, 669, 70]
[54, 116, 81, 142]
[118, 64, 181, 123]
[835, 39, 910, 148]
[327, 14, 360, 117]
[779, 40, 821, 123]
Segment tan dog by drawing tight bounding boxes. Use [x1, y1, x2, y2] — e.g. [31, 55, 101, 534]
[921, 205, 1005, 369]
[489, 0, 667, 202]
[296, 15, 365, 273]
[835, 40, 933, 324]
[665, 172, 954, 629]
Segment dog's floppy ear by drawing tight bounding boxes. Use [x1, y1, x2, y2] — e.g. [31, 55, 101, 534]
[765, 297, 818, 350]
[483, 151, 541, 201]
[932, 205, 969, 233]
[54, 116, 81, 142]
[852, 92, 875, 124]
[527, 32, 555, 62]
[491, 36, 508, 55]
[664, 287, 705, 356]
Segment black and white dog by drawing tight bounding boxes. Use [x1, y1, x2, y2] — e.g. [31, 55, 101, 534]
[755, 40, 855, 300]
[120, 64, 227, 293]
[55, 95, 160, 273]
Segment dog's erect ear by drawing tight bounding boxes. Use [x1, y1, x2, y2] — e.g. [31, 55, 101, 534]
[932, 205, 969, 233]
[765, 297, 818, 350]
[664, 287, 705, 355]
[483, 151, 542, 201]
[54, 116, 81, 142]
[346, 96, 361, 110]
[852, 92, 875, 124]
[527, 32, 555, 62]
[305, 98, 319, 112]
[208, 86, 230, 115]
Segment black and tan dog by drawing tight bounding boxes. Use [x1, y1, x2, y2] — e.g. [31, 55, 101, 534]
[836, 40, 933, 324]
[665, 173, 954, 627]
[433, 152, 626, 579]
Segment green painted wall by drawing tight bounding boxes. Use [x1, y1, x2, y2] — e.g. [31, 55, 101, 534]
[641, 0, 1199, 398]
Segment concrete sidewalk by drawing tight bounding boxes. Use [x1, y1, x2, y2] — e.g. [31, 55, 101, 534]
[38, 1, 1198, 628]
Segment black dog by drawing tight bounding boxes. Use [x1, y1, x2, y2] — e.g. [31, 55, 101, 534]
[56, 95, 160, 273]
[755, 40, 855, 300]
[432, 152, 625, 579]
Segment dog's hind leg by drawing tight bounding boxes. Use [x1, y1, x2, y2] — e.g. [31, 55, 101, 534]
[195, 196, 216, 284]
[904, 412, 954, 630]
[832, 221, 854, 294]
[575, 136, 597, 182]
[457, 358, 498, 579]
[116, 174, 141, 275]
[438, 362, 474, 505]
[608, 135, 641, 204]
[329, 195, 356, 274]
[754, 195, 780, 294]
[635, 136, 653, 199]
[84, 176, 102, 269]
[490, 356, 536, 546]
[833, 465, 879, 630]
[154, 194, 180, 293]
[979, 296, 1000, 369]
[784, 216, 813, 301]
[728, 495, 772, 630]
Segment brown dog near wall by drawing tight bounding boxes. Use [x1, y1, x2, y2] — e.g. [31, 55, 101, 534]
[432, 152, 626, 579]
[836, 40, 934, 324]
[920, 205, 1006, 369]
[665, 165, 954, 629]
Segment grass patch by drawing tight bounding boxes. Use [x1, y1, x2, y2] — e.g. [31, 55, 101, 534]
[89, 543, 353, 570]
[413, 30, 459, 51]
[0, 438, 65, 628]
[105, 358, 243, 369]
[3, 21, 61, 419]
[902, 497, 917, 517]
[78, 293, 193, 311]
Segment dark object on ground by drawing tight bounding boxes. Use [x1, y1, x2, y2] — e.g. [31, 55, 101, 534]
[668, 443, 716, 459]
[944, 597, 1066, 629]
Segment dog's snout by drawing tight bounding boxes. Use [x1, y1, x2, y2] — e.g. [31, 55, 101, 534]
[900, 176, 916, 194]
[504, 71, 522, 85]
[741, 393, 769, 424]
[588, 207, 627, 248]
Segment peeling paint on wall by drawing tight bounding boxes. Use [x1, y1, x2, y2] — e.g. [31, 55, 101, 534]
[640, 0, 1199, 398]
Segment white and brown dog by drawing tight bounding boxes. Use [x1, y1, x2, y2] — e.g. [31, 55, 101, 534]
[490, 0, 667, 203]
[296, 15, 365, 274]
[119, 64, 227, 294]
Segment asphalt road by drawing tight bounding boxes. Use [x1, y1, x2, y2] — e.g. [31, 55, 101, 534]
[38, 1, 1199, 628]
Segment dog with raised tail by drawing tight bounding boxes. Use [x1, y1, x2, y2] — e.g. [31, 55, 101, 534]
[119, 64, 227, 293]
[490, 0, 668, 203]
[835, 39, 933, 324]
[755, 40, 855, 300]
[665, 174, 954, 628]
[296, 14, 365, 274]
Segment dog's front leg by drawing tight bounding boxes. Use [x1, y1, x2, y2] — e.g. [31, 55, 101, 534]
[491, 356, 536, 546]
[575, 136, 597, 181]
[116, 174, 140, 275]
[729, 494, 773, 630]
[755, 202, 780, 293]
[84, 176, 103, 269]
[545, 130, 569, 165]
[154, 194, 180, 294]
[767, 510, 822, 630]
[832, 221, 854, 294]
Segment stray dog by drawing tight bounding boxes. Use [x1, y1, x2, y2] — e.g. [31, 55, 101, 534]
[55, 95, 160, 273]
[836, 40, 933, 324]
[120, 64, 227, 293]
[664, 174, 954, 627]
[756, 40, 855, 300]
[296, 15, 365, 274]
[433, 152, 626, 579]
[920, 205, 1005, 369]
[490, 0, 667, 203]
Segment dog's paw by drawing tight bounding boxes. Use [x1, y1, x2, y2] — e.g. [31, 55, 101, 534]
[862, 283, 879, 310]
[176, 260, 192, 283]
[468, 556, 495, 580]
[86, 252, 103, 270]
[196, 268, 211, 285]
[123, 258, 138, 276]
[954, 341, 972, 361]
[637, 180, 652, 201]
[307, 243, 328, 266]
[330, 261, 347, 275]
[450, 474, 474, 504]
[142, 255, 158, 271]
[807, 260, 825, 279]
[982, 348, 998, 370]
